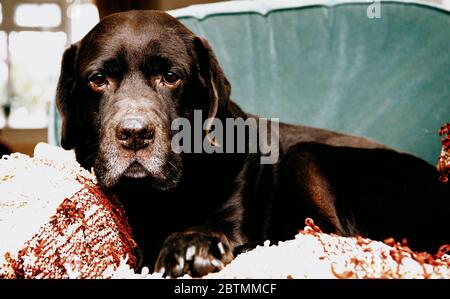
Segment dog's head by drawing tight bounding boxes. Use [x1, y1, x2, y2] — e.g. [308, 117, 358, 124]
[56, 11, 230, 190]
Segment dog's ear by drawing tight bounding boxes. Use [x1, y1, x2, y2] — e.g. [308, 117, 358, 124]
[193, 36, 231, 128]
[56, 43, 80, 150]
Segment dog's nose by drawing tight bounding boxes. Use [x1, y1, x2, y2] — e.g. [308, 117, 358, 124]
[116, 118, 155, 150]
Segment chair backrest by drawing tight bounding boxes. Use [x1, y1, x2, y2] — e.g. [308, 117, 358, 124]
[49, 0, 450, 164]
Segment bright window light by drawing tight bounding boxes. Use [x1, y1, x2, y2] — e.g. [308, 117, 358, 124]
[0, 31, 6, 62]
[14, 3, 62, 28]
[68, 3, 99, 42]
[8, 31, 67, 128]
[0, 32, 7, 110]
[0, 62, 7, 107]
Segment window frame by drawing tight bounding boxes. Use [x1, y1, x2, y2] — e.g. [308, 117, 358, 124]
[0, 0, 90, 129]
[0, 0, 70, 33]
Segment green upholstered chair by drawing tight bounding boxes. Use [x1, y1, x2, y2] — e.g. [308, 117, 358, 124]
[49, 0, 450, 165]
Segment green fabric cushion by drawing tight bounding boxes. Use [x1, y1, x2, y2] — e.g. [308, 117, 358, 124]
[49, 0, 450, 164]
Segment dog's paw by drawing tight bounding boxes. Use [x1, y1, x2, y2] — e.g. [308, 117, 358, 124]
[155, 231, 234, 278]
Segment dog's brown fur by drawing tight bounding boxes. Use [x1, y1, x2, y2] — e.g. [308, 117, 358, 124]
[57, 10, 450, 277]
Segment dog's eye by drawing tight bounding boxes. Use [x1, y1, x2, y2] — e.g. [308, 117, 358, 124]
[162, 72, 180, 84]
[89, 73, 107, 86]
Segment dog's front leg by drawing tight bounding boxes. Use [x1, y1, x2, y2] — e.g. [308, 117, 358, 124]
[154, 228, 234, 278]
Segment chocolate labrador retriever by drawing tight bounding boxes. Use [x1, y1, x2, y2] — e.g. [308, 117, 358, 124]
[56, 10, 450, 277]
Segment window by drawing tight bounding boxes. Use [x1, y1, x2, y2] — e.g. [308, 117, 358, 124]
[69, 2, 99, 43]
[14, 3, 62, 27]
[0, 0, 99, 129]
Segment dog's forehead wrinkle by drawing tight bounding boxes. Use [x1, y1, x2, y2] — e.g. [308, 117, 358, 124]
[97, 19, 189, 54]
[80, 30, 193, 83]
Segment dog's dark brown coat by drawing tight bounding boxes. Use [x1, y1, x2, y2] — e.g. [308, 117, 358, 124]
[57, 10, 450, 277]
